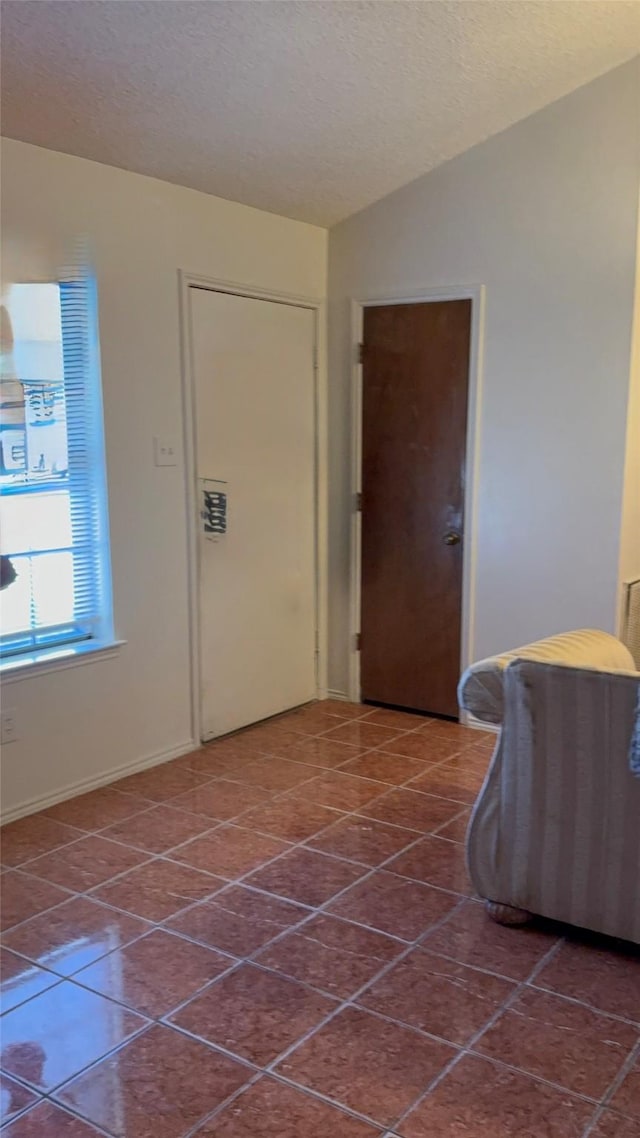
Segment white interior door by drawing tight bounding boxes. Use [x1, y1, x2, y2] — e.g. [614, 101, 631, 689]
[190, 287, 317, 740]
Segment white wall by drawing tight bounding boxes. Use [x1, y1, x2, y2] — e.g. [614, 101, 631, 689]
[1, 139, 327, 819]
[328, 60, 639, 696]
[618, 190, 640, 616]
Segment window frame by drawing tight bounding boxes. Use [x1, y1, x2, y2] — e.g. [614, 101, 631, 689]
[0, 274, 116, 672]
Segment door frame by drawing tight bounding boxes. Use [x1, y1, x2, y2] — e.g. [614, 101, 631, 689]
[348, 284, 485, 712]
[179, 271, 328, 744]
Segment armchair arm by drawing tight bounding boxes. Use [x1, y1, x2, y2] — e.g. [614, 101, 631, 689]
[458, 629, 636, 725]
[466, 658, 640, 941]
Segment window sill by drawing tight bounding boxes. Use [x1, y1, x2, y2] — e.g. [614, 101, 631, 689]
[0, 639, 126, 683]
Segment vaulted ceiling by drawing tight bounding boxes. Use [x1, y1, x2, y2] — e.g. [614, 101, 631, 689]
[2, 1, 638, 226]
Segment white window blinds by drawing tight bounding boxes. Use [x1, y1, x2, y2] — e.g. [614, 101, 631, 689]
[0, 274, 113, 660]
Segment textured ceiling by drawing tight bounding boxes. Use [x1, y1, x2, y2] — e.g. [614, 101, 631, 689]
[2, 1, 639, 226]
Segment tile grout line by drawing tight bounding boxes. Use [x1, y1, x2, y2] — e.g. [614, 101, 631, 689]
[71, 837, 449, 1138]
[162, 951, 440, 1135]
[4, 710, 635, 1136]
[4, 1000, 154, 1111]
[183, 715, 486, 790]
[13, 831, 177, 881]
[230, 903, 468, 1132]
[249, 899, 473, 1126]
[100, 774, 465, 906]
[1, 710, 491, 1133]
[41, 855, 470, 1132]
[3, 754, 473, 958]
[230, 820, 473, 957]
[4, 705, 487, 839]
[19, 1096, 117, 1138]
[5, 865, 637, 1046]
[265, 1068, 395, 1132]
[525, 980, 640, 1032]
[45, 1025, 259, 1137]
[199, 887, 637, 1042]
[272, 760, 479, 798]
[0, 883, 89, 938]
[3, 812, 351, 974]
[430, 804, 471, 835]
[221, 808, 471, 946]
[180, 1069, 266, 1138]
[4, 724, 480, 873]
[389, 933, 568, 1133]
[162, 885, 468, 1035]
[151, 845, 456, 1027]
[7, 799, 635, 1036]
[4, 780, 633, 1050]
[225, 797, 468, 845]
[399, 930, 638, 1132]
[581, 1035, 640, 1136]
[4, 791, 409, 984]
[66, 925, 243, 1007]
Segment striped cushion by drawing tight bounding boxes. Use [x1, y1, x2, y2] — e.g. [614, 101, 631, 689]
[458, 629, 636, 724]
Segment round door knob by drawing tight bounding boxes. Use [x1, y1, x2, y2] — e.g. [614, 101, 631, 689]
[443, 531, 461, 546]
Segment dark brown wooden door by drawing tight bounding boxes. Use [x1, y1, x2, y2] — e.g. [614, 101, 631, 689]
[360, 300, 471, 717]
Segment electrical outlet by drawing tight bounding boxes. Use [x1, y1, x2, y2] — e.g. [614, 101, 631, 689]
[1, 709, 19, 744]
[153, 437, 178, 467]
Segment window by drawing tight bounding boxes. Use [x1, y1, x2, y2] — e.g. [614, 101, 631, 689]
[0, 274, 113, 665]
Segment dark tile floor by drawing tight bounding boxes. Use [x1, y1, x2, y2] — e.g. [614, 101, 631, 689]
[1, 701, 639, 1137]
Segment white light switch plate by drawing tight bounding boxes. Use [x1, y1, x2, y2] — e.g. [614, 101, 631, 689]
[153, 437, 178, 467]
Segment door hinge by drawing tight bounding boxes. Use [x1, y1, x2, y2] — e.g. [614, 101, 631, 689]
[355, 632, 362, 651]
[355, 491, 363, 512]
[312, 345, 319, 371]
[357, 342, 364, 365]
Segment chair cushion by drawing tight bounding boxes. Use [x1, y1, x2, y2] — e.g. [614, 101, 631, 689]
[458, 629, 637, 724]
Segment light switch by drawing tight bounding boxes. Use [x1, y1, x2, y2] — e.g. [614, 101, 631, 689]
[153, 437, 178, 467]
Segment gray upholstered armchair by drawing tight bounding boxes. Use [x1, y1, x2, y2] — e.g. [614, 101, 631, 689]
[458, 630, 640, 944]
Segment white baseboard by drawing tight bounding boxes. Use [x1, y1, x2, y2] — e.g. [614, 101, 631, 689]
[1, 738, 197, 825]
[326, 688, 350, 701]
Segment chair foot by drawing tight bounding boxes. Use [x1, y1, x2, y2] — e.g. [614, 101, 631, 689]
[485, 900, 533, 926]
